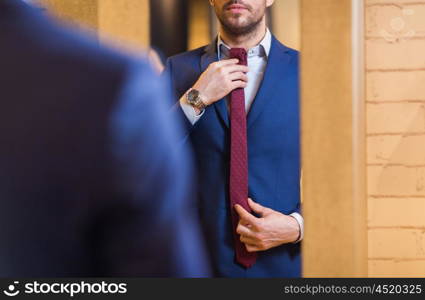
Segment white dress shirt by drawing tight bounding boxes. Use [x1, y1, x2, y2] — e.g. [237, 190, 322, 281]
[179, 29, 304, 242]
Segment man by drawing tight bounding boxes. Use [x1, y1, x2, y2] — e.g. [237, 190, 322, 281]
[164, 0, 302, 277]
[0, 0, 208, 277]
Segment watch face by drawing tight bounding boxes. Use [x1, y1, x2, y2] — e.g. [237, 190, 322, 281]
[187, 89, 200, 104]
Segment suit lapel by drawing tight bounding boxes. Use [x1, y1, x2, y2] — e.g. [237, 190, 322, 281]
[200, 40, 230, 127]
[247, 37, 294, 128]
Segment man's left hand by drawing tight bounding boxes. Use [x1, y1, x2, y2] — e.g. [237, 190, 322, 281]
[235, 198, 300, 252]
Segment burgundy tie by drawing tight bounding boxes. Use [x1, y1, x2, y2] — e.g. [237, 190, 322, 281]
[229, 48, 257, 268]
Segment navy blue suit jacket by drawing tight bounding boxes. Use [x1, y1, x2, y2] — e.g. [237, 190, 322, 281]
[0, 0, 209, 277]
[164, 36, 301, 277]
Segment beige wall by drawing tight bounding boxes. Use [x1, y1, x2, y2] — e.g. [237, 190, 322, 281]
[98, 0, 149, 50]
[188, 0, 211, 50]
[39, 0, 98, 32]
[273, 0, 300, 50]
[366, 0, 425, 277]
[38, 0, 150, 49]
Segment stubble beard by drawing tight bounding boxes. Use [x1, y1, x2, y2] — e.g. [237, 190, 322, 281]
[216, 10, 265, 37]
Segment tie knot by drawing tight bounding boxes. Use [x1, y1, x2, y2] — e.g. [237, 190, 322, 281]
[229, 48, 248, 66]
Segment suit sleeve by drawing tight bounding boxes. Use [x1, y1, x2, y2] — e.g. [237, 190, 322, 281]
[98, 61, 210, 277]
[162, 58, 197, 141]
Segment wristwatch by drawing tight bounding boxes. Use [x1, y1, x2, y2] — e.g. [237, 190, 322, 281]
[186, 89, 207, 111]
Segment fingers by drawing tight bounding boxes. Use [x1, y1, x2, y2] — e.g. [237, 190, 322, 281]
[216, 58, 239, 66]
[196, 59, 249, 104]
[225, 64, 250, 74]
[241, 236, 267, 253]
[248, 198, 265, 216]
[234, 204, 258, 227]
[238, 227, 265, 253]
[248, 198, 271, 217]
[236, 223, 253, 237]
[237, 225, 260, 252]
[230, 80, 247, 90]
[213, 61, 249, 74]
[228, 71, 248, 83]
[239, 219, 252, 227]
[240, 235, 257, 245]
[245, 244, 261, 253]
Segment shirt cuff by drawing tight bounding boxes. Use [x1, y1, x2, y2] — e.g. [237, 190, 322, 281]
[289, 212, 304, 243]
[179, 94, 205, 125]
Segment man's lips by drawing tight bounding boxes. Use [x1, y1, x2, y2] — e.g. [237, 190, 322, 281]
[226, 4, 248, 11]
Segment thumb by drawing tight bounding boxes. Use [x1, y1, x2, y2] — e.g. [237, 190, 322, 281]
[248, 198, 269, 217]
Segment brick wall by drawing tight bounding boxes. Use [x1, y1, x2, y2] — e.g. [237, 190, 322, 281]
[366, 0, 425, 277]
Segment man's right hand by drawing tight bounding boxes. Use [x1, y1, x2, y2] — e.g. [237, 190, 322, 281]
[192, 59, 249, 107]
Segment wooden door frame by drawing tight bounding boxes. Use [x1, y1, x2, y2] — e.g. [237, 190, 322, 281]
[301, 0, 367, 277]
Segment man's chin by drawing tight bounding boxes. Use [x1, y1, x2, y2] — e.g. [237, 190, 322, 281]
[223, 19, 249, 31]
[219, 14, 260, 35]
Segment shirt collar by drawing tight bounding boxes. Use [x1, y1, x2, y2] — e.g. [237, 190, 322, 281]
[217, 28, 272, 60]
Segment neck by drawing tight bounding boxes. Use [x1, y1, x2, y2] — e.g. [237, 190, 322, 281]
[219, 20, 267, 50]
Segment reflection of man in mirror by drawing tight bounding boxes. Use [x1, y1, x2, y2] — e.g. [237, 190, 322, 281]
[163, 0, 302, 277]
